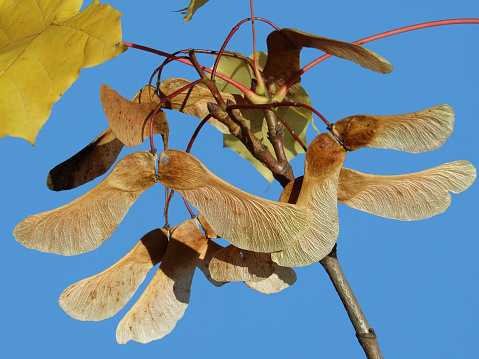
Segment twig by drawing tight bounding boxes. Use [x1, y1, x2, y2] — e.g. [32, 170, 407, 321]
[320, 245, 383, 359]
[188, 51, 294, 185]
[263, 109, 289, 165]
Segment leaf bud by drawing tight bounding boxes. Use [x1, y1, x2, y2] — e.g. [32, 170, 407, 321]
[266, 76, 277, 94]
[207, 102, 227, 120]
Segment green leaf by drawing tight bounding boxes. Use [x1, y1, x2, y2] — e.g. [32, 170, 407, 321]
[214, 52, 268, 94]
[0, 0, 127, 144]
[219, 52, 311, 183]
[181, 0, 210, 22]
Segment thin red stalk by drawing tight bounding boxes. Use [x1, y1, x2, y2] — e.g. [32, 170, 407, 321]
[272, 109, 307, 151]
[251, 2, 258, 72]
[249, 2, 265, 95]
[149, 54, 187, 100]
[183, 197, 196, 218]
[164, 189, 195, 224]
[149, 104, 159, 151]
[356, 18, 479, 45]
[149, 49, 253, 95]
[211, 17, 279, 81]
[164, 188, 174, 228]
[211, 18, 250, 81]
[123, 42, 253, 96]
[186, 114, 213, 153]
[276, 18, 479, 99]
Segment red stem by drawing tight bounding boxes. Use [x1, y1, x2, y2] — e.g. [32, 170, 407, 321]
[123, 42, 253, 95]
[273, 110, 307, 151]
[186, 114, 213, 153]
[211, 17, 279, 81]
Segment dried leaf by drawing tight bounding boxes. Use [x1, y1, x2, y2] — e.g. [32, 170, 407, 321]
[245, 264, 297, 294]
[197, 239, 227, 287]
[272, 133, 346, 267]
[14, 151, 157, 255]
[46, 128, 124, 191]
[332, 104, 454, 152]
[157, 150, 313, 252]
[209, 245, 274, 282]
[159, 78, 233, 133]
[116, 220, 207, 344]
[338, 161, 477, 220]
[0, 0, 126, 144]
[46, 86, 161, 191]
[281, 28, 393, 74]
[59, 229, 168, 321]
[100, 84, 168, 147]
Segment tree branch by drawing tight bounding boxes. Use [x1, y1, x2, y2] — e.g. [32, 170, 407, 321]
[320, 245, 383, 359]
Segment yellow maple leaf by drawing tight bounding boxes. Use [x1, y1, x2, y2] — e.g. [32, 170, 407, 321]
[0, 0, 127, 144]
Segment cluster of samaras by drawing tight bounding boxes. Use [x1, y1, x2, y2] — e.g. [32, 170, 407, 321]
[13, 28, 476, 344]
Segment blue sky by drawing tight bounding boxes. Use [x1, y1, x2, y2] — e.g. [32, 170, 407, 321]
[1, 0, 478, 358]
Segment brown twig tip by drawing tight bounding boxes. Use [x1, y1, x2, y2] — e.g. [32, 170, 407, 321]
[207, 102, 227, 120]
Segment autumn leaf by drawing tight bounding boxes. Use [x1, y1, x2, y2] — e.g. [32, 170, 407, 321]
[0, 0, 127, 144]
[14, 151, 157, 256]
[212, 52, 268, 95]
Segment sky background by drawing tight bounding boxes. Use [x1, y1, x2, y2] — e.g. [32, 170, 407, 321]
[1, 0, 478, 358]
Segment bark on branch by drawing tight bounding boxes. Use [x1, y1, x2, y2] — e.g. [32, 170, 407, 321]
[320, 245, 383, 359]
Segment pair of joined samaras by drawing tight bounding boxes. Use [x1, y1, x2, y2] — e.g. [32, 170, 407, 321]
[59, 219, 293, 344]
[157, 132, 347, 267]
[326, 104, 476, 220]
[59, 220, 206, 344]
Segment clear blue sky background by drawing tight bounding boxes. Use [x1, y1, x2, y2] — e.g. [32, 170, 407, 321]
[1, 0, 478, 358]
